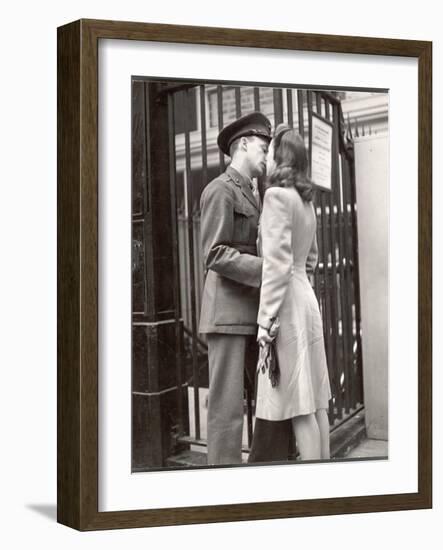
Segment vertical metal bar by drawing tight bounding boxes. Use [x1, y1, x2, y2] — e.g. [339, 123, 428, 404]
[194, 215, 201, 327]
[183, 89, 201, 440]
[168, 92, 184, 437]
[217, 86, 225, 171]
[339, 110, 363, 408]
[332, 102, 351, 414]
[198, 85, 208, 334]
[324, 97, 343, 421]
[341, 151, 359, 410]
[341, 147, 358, 411]
[338, 132, 360, 407]
[273, 88, 284, 125]
[253, 87, 260, 111]
[286, 89, 294, 127]
[347, 145, 364, 405]
[308, 90, 335, 424]
[325, 97, 341, 418]
[235, 87, 242, 118]
[193, 215, 201, 346]
[200, 86, 208, 192]
[297, 89, 304, 137]
[180, 206, 191, 330]
[315, 91, 322, 114]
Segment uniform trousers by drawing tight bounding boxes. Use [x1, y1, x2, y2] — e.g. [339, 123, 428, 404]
[207, 333, 294, 465]
[207, 334, 246, 465]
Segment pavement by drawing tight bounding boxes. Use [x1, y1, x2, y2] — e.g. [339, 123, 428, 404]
[345, 437, 388, 459]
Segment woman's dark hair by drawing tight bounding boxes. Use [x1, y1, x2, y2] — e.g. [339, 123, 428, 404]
[268, 124, 314, 202]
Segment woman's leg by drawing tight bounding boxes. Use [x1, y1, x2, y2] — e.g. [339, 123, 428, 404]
[291, 413, 321, 460]
[315, 408, 330, 459]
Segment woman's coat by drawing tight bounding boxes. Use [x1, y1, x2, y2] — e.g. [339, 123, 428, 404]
[256, 186, 332, 420]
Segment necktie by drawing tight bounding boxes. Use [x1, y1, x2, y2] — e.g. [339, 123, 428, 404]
[250, 179, 261, 210]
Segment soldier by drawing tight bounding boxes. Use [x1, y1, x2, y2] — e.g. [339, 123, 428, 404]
[200, 112, 292, 465]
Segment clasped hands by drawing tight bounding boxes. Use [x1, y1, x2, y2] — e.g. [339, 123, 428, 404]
[257, 325, 273, 347]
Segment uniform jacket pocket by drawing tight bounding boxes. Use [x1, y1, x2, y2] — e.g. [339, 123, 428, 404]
[214, 276, 259, 326]
[233, 201, 256, 243]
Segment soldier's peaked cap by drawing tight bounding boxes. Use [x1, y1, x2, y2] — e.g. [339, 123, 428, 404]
[217, 112, 272, 156]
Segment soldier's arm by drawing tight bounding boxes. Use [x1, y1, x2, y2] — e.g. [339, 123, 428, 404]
[200, 181, 262, 287]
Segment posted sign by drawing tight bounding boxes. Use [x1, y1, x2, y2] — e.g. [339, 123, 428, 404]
[311, 113, 333, 191]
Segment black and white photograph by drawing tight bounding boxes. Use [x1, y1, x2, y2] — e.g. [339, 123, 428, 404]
[131, 79, 389, 471]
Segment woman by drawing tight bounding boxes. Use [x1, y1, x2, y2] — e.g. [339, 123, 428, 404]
[254, 124, 332, 460]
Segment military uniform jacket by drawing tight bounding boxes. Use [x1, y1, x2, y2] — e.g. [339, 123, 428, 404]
[199, 166, 263, 335]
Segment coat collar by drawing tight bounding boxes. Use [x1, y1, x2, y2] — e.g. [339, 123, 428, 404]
[225, 165, 259, 212]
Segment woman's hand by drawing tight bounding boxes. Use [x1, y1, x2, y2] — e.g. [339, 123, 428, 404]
[257, 326, 273, 347]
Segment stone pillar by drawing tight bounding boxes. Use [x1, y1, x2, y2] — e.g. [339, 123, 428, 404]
[132, 80, 188, 470]
[354, 134, 389, 440]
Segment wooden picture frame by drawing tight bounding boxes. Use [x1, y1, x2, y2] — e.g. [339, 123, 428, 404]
[57, 18, 432, 530]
